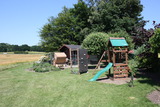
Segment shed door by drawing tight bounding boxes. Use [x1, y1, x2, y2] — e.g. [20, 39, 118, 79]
[79, 49, 88, 73]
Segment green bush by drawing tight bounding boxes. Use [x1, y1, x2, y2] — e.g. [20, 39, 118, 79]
[149, 28, 160, 53]
[14, 51, 28, 54]
[82, 32, 109, 56]
[134, 45, 154, 69]
[32, 62, 60, 72]
[128, 59, 138, 73]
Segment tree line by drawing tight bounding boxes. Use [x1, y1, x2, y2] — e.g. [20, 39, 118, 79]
[0, 43, 44, 52]
[39, 0, 143, 52]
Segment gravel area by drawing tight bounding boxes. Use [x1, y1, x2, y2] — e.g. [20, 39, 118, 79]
[97, 77, 135, 85]
[147, 90, 160, 104]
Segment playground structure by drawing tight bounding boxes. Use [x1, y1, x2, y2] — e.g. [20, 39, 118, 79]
[89, 37, 130, 81]
[107, 37, 129, 78]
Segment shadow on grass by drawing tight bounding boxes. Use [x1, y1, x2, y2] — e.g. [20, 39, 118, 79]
[136, 69, 160, 86]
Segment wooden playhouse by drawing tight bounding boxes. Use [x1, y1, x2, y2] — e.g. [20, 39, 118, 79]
[107, 37, 130, 79]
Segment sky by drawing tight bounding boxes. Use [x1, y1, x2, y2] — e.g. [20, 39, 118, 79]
[0, 0, 160, 46]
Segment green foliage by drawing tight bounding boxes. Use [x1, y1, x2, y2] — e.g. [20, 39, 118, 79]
[0, 43, 11, 52]
[134, 45, 155, 69]
[0, 43, 44, 52]
[39, 0, 143, 52]
[32, 62, 59, 72]
[87, 0, 143, 34]
[128, 59, 138, 73]
[14, 51, 29, 54]
[82, 32, 109, 55]
[134, 45, 146, 56]
[39, 1, 90, 52]
[82, 31, 134, 56]
[149, 28, 160, 53]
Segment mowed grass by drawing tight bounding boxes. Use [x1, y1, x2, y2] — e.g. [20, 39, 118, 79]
[0, 54, 43, 65]
[0, 63, 159, 107]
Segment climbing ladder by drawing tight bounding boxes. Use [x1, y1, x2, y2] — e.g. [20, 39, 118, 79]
[92, 51, 108, 75]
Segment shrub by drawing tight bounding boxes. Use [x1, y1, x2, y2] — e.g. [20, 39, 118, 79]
[128, 59, 138, 73]
[82, 32, 109, 56]
[149, 28, 160, 53]
[14, 51, 28, 54]
[32, 62, 60, 72]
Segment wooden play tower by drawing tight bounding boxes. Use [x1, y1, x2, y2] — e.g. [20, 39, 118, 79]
[107, 37, 129, 79]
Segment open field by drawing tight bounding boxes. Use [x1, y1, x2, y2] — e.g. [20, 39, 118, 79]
[0, 51, 46, 54]
[0, 63, 159, 107]
[0, 54, 43, 65]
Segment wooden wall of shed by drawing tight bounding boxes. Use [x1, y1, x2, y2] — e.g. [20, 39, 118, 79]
[60, 48, 70, 59]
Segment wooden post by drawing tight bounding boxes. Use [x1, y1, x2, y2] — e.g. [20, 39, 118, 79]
[70, 48, 72, 69]
[113, 47, 116, 79]
[77, 49, 79, 69]
[113, 48, 116, 64]
[125, 47, 128, 65]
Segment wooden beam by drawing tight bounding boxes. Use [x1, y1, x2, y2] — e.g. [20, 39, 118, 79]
[125, 48, 128, 64]
[114, 67, 129, 70]
[113, 50, 128, 53]
[70, 48, 72, 69]
[114, 63, 128, 66]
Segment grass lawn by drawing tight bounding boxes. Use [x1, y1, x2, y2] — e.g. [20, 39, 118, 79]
[0, 63, 159, 107]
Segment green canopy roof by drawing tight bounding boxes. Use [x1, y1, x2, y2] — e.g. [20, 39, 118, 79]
[110, 38, 128, 47]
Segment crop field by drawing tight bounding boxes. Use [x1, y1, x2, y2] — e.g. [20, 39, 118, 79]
[0, 54, 43, 65]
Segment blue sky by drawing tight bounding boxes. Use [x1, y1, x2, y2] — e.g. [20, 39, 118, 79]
[0, 0, 159, 46]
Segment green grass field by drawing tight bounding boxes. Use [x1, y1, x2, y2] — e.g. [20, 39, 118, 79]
[0, 63, 159, 107]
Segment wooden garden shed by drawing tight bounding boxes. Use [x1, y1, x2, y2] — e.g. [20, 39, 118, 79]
[59, 45, 81, 65]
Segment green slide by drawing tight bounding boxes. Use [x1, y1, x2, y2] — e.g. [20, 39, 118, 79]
[89, 63, 113, 81]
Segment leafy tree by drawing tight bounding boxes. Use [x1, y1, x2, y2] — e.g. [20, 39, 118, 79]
[82, 32, 109, 56]
[85, 0, 143, 34]
[132, 22, 160, 71]
[39, 1, 90, 52]
[30, 45, 44, 51]
[39, 17, 61, 52]
[12, 45, 20, 51]
[20, 44, 30, 51]
[149, 28, 160, 53]
[0, 43, 8, 52]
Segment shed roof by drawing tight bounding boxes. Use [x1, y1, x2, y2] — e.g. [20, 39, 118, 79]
[59, 44, 81, 50]
[109, 37, 128, 47]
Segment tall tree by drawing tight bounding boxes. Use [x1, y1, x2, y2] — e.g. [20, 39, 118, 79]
[39, 0, 90, 51]
[85, 0, 143, 34]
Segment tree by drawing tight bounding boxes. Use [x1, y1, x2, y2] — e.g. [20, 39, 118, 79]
[39, 17, 61, 52]
[82, 32, 109, 56]
[0, 43, 8, 52]
[85, 0, 143, 34]
[30, 45, 44, 51]
[39, 1, 90, 52]
[20, 44, 30, 51]
[149, 29, 160, 53]
[12, 45, 20, 51]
